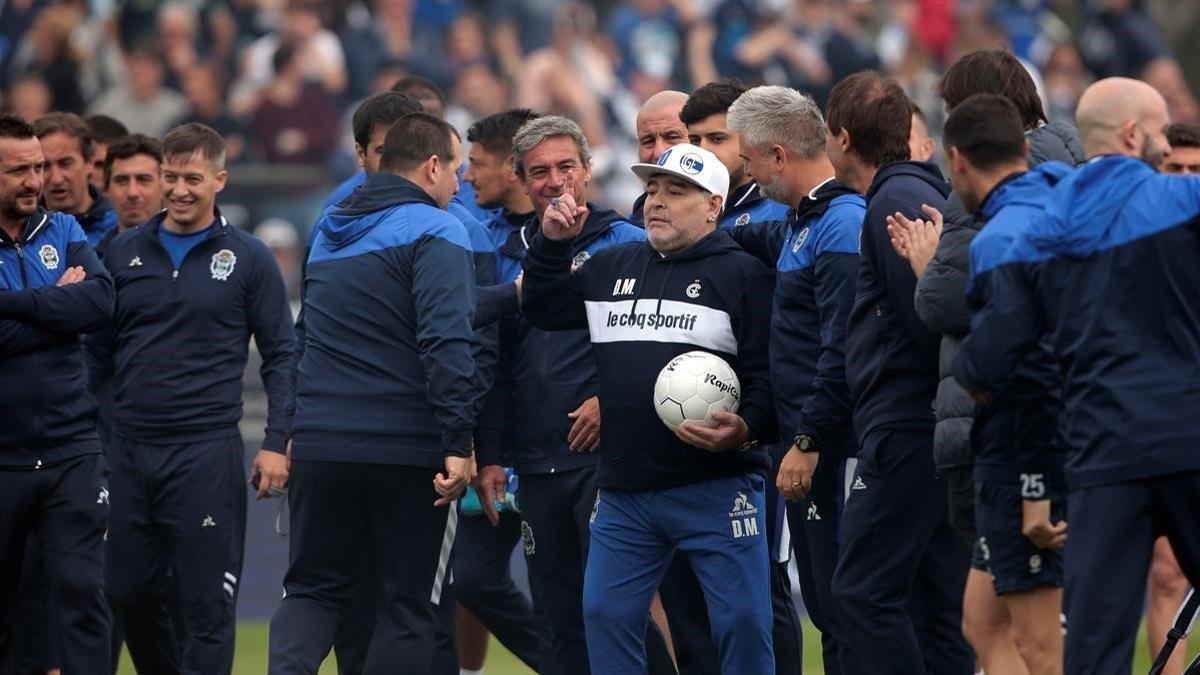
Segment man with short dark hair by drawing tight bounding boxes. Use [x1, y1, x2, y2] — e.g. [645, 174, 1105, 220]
[0, 113, 115, 674]
[86, 114, 129, 191]
[1163, 122, 1200, 174]
[269, 112, 477, 674]
[893, 50, 1084, 672]
[681, 81, 791, 229]
[824, 71, 973, 674]
[97, 133, 163, 257]
[393, 75, 447, 119]
[34, 112, 118, 247]
[926, 93, 1070, 675]
[459, 107, 551, 672]
[87, 122, 295, 675]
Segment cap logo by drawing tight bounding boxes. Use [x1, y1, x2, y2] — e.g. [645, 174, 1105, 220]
[679, 153, 704, 175]
[657, 149, 673, 166]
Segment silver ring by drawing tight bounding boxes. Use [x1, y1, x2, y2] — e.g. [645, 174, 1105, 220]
[550, 198, 560, 207]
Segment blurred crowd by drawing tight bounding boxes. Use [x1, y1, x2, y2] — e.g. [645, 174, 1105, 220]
[2, 0, 1198, 282]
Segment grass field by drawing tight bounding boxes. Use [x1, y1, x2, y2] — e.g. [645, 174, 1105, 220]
[116, 617, 1199, 674]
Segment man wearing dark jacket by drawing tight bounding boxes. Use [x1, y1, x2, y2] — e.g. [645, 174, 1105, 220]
[0, 114, 115, 674]
[269, 113, 476, 674]
[486, 116, 646, 675]
[523, 140, 777, 674]
[87, 123, 295, 675]
[824, 71, 973, 674]
[931, 94, 1071, 675]
[892, 50, 1084, 673]
[727, 85, 863, 675]
[954, 77, 1200, 675]
[908, 49, 1084, 558]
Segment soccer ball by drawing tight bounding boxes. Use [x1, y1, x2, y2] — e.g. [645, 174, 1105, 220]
[653, 351, 741, 431]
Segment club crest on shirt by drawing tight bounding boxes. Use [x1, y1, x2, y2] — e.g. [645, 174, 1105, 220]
[685, 279, 702, 298]
[39, 244, 59, 270]
[210, 249, 236, 281]
[792, 227, 810, 253]
[573, 250, 591, 268]
[735, 212, 750, 227]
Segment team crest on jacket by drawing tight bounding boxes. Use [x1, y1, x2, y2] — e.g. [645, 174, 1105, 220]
[685, 279, 702, 298]
[210, 249, 237, 281]
[573, 250, 591, 268]
[735, 212, 750, 227]
[39, 244, 59, 270]
[792, 227, 810, 253]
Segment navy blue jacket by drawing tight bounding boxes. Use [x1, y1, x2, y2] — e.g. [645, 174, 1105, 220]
[731, 180, 864, 457]
[523, 227, 775, 492]
[1, 209, 114, 467]
[86, 209, 295, 451]
[292, 173, 478, 466]
[964, 164, 1072, 487]
[76, 185, 118, 249]
[954, 156, 1200, 488]
[476, 207, 645, 474]
[721, 181, 791, 229]
[846, 161, 950, 443]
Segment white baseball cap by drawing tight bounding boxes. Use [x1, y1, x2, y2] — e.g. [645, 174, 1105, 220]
[631, 144, 730, 203]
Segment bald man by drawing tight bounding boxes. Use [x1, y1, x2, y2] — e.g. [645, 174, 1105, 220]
[628, 91, 689, 226]
[953, 77, 1200, 675]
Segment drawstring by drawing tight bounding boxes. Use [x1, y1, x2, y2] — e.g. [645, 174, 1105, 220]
[655, 261, 674, 316]
[628, 254, 654, 320]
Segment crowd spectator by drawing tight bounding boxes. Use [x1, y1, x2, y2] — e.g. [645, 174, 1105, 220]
[249, 42, 340, 165]
[89, 46, 189, 138]
[0, 0, 1195, 224]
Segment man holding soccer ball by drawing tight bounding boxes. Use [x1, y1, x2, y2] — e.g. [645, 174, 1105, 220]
[521, 128, 778, 674]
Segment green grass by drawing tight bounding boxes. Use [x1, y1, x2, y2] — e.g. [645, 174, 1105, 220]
[116, 617, 1198, 674]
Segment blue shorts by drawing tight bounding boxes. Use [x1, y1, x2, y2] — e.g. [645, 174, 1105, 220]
[971, 480, 1065, 595]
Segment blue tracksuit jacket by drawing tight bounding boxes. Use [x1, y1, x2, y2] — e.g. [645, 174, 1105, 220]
[292, 173, 478, 466]
[731, 180, 864, 457]
[954, 156, 1200, 488]
[86, 208, 295, 451]
[846, 161, 951, 443]
[720, 181, 791, 230]
[964, 163, 1072, 487]
[0, 209, 114, 467]
[475, 207, 645, 474]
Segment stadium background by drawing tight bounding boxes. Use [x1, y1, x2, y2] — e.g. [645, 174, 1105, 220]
[3, 0, 1198, 672]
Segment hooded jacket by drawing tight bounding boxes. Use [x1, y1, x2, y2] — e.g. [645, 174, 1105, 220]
[292, 173, 479, 466]
[954, 156, 1200, 488]
[86, 207, 295, 451]
[964, 163, 1072, 487]
[475, 206, 645, 474]
[522, 227, 775, 492]
[1, 209, 114, 467]
[915, 122, 1085, 469]
[846, 161, 950, 442]
[730, 180, 864, 457]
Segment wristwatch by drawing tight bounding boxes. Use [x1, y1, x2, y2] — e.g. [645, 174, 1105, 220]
[793, 434, 818, 453]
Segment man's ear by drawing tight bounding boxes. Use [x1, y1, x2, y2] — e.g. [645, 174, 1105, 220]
[214, 170, 229, 193]
[354, 143, 367, 170]
[1120, 119, 1139, 153]
[426, 155, 441, 185]
[771, 143, 788, 168]
[709, 193, 724, 222]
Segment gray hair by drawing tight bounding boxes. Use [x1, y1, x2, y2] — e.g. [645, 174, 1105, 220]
[511, 116, 592, 178]
[727, 86, 827, 159]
